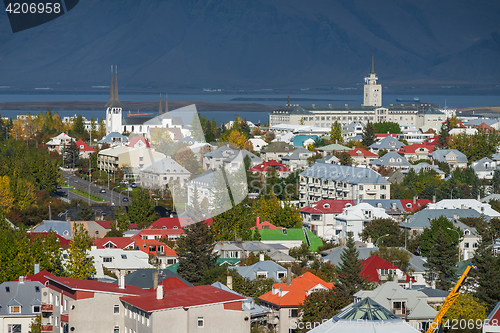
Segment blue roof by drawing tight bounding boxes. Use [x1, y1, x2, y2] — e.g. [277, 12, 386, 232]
[370, 152, 410, 167]
[234, 260, 287, 282]
[291, 135, 318, 147]
[400, 209, 486, 230]
[369, 136, 405, 150]
[300, 163, 390, 185]
[429, 149, 468, 163]
[32, 220, 72, 238]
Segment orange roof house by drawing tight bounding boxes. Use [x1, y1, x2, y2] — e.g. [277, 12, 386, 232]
[250, 217, 282, 230]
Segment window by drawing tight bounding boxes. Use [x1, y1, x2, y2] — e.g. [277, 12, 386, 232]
[103, 257, 113, 262]
[114, 326, 120, 333]
[197, 317, 204, 327]
[121, 254, 127, 259]
[9, 306, 21, 313]
[381, 185, 386, 190]
[7, 324, 21, 333]
[277, 272, 286, 279]
[290, 309, 299, 318]
[56, 295, 60, 307]
[114, 305, 120, 314]
[35, 286, 40, 292]
[256, 272, 268, 279]
[55, 316, 59, 328]
[464, 243, 469, 248]
[64, 300, 68, 312]
[359, 185, 363, 190]
[5, 286, 10, 292]
[33, 305, 41, 313]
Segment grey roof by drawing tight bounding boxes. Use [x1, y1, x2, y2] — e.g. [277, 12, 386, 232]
[269, 251, 297, 262]
[234, 260, 287, 282]
[98, 132, 129, 144]
[122, 116, 155, 125]
[481, 194, 500, 203]
[362, 199, 405, 212]
[465, 119, 498, 127]
[189, 169, 216, 187]
[124, 269, 193, 289]
[369, 136, 405, 150]
[400, 209, 485, 230]
[141, 157, 190, 175]
[491, 152, 500, 161]
[343, 121, 366, 132]
[429, 149, 468, 163]
[344, 134, 363, 142]
[471, 157, 497, 172]
[370, 152, 410, 167]
[224, 150, 263, 164]
[411, 286, 449, 298]
[0, 281, 45, 316]
[322, 247, 376, 265]
[301, 163, 390, 185]
[282, 147, 313, 161]
[53, 206, 116, 222]
[408, 162, 444, 175]
[32, 220, 72, 237]
[316, 155, 340, 164]
[387, 169, 405, 184]
[420, 106, 445, 115]
[261, 141, 295, 153]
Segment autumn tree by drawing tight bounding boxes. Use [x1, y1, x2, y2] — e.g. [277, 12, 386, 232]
[329, 120, 343, 143]
[443, 293, 487, 333]
[211, 200, 254, 241]
[0, 175, 15, 213]
[251, 192, 302, 228]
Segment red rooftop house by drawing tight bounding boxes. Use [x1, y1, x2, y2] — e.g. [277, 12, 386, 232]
[250, 217, 283, 230]
[134, 238, 178, 268]
[301, 200, 355, 238]
[398, 143, 435, 162]
[361, 255, 416, 288]
[346, 148, 378, 166]
[75, 139, 96, 159]
[258, 272, 334, 333]
[94, 237, 135, 249]
[125, 136, 151, 149]
[249, 160, 291, 178]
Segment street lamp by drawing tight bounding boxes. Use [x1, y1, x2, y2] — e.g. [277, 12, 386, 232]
[66, 175, 75, 200]
[88, 181, 98, 205]
[111, 186, 121, 205]
[376, 234, 390, 248]
[119, 189, 128, 204]
[447, 227, 462, 261]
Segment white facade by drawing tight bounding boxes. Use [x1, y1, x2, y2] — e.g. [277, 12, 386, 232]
[364, 58, 382, 107]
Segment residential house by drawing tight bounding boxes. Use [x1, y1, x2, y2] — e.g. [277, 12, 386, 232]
[369, 136, 405, 153]
[300, 200, 355, 238]
[202, 145, 262, 171]
[97, 145, 165, 179]
[346, 148, 378, 166]
[0, 279, 45, 333]
[361, 255, 415, 288]
[306, 297, 421, 333]
[291, 135, 318, 147]
[315, 155, 340, 164]
[343, 121, 365, 137]
[398, 143, 435, 162]
[46, 133, 74, 153]
[75, 139, 96, 159]
[247, 138, 268, 152]
[370, 152, 411, 171]
[416, 106, 446, 132]
[125, 136, 151, 149]
[258, 272, 333, 333]
[465, 118, 500, 130]
[260, 142, 295, 162]
[248, 160, 291, 178]
[124, 269, 193, 289]
[471, 157, 498, 180]
[405, 162, 445, 179]
[483, 301, 500, 333]
[133, 239, 178, 268]
[234, 260, 288, 282]
[299, 163, 391, 207]
[132, 229, 185, 243]
[354, 281, 438, 331]
[94, 237, 135, 250]
[31, 220, 127, 240]
[426, 199, 500, 218]
[139, 156, 191, 189]
[98, 132, 129, 147]
[449, 127, 478, 136]
[429, 149, 467, 170]
[316, 143, 351, 157]
[334, 202, 394, 242]
[88, 247, 154, 278]
[281, 147, 315, 171]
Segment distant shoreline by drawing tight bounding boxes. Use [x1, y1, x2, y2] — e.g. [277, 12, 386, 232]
[0, 101, 279, 112]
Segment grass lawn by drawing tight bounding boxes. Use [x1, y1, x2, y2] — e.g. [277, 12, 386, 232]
[70, 189, 108, 203]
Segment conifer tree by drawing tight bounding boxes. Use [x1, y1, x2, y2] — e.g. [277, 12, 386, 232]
[176, 222, 218, 284]
[333, 233, 369, 298]
[65, 223, 96, 279]
[471, 239, 500, 312]
[127, 188, 158, 229]
[361, 121, 376, 147]
[329, 120, 343, 144]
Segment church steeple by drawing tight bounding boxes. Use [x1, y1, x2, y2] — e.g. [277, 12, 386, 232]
[286, 93, 291, 107]
[105, 65, 114, 108]
[158, 93, 163, 116]
[164, 94, 169, 114]
[370, 55, 376, 74]
[113, 65, 121, 107]
[363, 56, 381, 107]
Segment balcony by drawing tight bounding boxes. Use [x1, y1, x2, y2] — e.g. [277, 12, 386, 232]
[392, 308, 410, 316]
[41, 325, 53, 332]
[41, 304, 53, 312]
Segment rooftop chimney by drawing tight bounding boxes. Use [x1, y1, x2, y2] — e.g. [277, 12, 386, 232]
[286, 267, 291, 286]
[259, 253, 265, 262]
[34, 264, 40, 275]
[153, 271, 159, 290]
[227, 275, 233, 290]
[413, 196, 416, 205]
[156, 284, 163, 300]
[256, 217, 260, 228]
[118, 273, 125, 289]
[432, 195, 436, 203]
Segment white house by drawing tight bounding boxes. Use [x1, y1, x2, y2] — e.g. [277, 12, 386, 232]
[139, 157, 191, 189]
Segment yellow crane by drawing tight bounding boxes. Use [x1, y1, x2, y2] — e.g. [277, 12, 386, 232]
[426, 262, 476, 333]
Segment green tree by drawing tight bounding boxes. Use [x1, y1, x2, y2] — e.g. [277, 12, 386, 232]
[29, 314, 41, 333]
[289, 243, 315, 267]
[443, 293, 487, 333]
[436, 123, 450, 149]
[420, 216, 460, 290]
[359, 218, 403, 247]
[176, 222, 218, 284]
[361, 122, 376, 147]
[76, 204, 94, 221]
[298, 290, 349, 332]
[72, 114, 86, 137]
[211, 200, 253, 241]
[471, 239, 500, 312]
[372, 121, 402, 134]
[333, 234, 369, 298]
[337, 152, 352, 166]
[127, 188, 158, 229]
[62, 140, 79, 168]
[329, 120, 343, 144]
[370, 247, 412, 272]
[65, 223, 96, 279]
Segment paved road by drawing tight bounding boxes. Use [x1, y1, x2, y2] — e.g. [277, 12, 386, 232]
[59, 172, 131, 206]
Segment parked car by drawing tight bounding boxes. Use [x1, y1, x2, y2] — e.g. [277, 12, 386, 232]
[120, 180, 129, 185]
[130, 182, 138, 188]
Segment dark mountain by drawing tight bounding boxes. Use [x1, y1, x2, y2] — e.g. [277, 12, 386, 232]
[0, 0, 499, 91]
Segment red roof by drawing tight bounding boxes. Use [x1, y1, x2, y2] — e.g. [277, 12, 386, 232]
[398, 143, 435, 155]
[476, 122, 495, 132]
[258, 272, 333, 307]
[134, 239, 177, 257]
[399, 199, 432, 212]
[47, 275, 147, 297]
[361, 255, 415, 283]
[14, 270, 55, 284]
[75, 139, 96, 152]
[30, 232, 71, 247]
[374, 133, 398, 138]
[158, 277, 190, 290]
[249, 160, 290, 173]
[486, 302, 500, 325]
[250, 216, 282, 229]
[94, 237, 135, 249]
[125, 136, 151, 148]
[95, 220, 138, 230]
[132, 229, 185, 241]
[121, 285, 245, 312]
[301, 200, 355, 215]
[346, 148, 378, 158]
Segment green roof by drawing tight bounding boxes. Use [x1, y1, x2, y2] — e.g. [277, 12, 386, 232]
[252, 228, 323, 252]
[164, 258, 240, 274]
